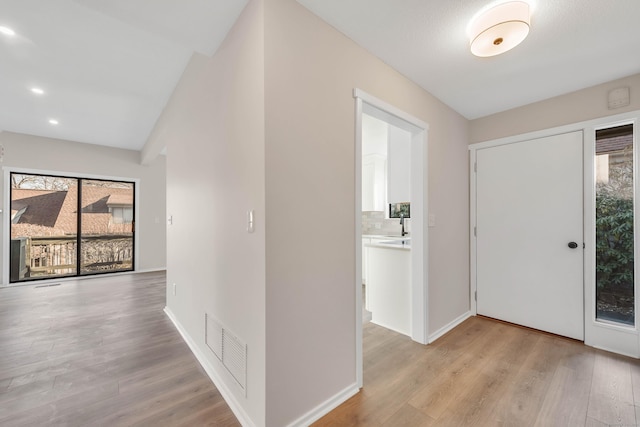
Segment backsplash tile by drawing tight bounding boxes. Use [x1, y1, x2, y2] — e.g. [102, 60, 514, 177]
[362, 211, 410, 236]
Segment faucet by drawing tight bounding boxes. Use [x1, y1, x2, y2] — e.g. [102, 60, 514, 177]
[400, 214, 407, 237]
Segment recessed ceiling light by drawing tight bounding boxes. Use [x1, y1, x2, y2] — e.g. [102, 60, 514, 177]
[31, 87, 45, 95]
[0, 26, 15, 37]
[48, 119, 59, 125]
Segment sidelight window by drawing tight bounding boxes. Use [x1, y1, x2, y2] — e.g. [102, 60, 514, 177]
[595, 124, 634, 326]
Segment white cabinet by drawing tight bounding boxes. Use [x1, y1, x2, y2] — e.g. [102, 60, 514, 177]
[387, 126, 411, 204]
[362, 237, 371, 285]
[362, 154, 386, 211]
[363, 236, 394, 285]
[364, 236, 405, 315]
[367, 245, 411, 336]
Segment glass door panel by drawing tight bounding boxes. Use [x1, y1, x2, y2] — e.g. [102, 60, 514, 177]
[10, 173, 78, 281]
[595, 124, 634, 326]
[79, 179, 134, 275]
[9, 173, 135, 283]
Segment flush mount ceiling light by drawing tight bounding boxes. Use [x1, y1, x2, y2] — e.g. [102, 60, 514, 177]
[31, 87, 45, 95]
[0, 26, 16, 37]
[48, 119, 59, 125]
[468, 1, 531, 57]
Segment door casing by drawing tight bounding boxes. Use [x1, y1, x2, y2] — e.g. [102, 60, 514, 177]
[470, 109, 640, 358]
[354, 88, 429, 388]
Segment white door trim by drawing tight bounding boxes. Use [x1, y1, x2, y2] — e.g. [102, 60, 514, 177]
[470, 109, 640, 358]
[354, 89, 429, 388]
[584, 117, 640, 358]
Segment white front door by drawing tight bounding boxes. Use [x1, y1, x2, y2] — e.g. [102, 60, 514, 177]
[476, 131, 584, 340]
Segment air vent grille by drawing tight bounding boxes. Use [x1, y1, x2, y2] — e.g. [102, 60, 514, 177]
[205, 314, 247, 394]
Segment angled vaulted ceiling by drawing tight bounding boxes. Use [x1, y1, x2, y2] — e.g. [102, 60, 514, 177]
[2, 1, 639, 152]
[0, 0, 248, 150]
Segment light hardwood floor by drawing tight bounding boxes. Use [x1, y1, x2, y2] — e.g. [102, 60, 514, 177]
[0, 271, 239, 427]
[315, 317, 640, 427]
[4, 272, 640, 426]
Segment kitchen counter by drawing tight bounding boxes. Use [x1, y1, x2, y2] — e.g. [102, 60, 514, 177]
[363, 234, 409, 239]
[365, 236, 411, 250]
[367, 243, 411, 336]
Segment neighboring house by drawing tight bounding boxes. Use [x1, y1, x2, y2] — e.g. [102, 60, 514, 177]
[10, 185, 134, 281]
[596, 129, 633, 184]
[11, 186, 133, 239]
[10, 190, 67, 238]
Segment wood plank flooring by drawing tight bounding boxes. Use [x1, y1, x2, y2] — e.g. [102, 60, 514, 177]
[5, 272, 640, 426]
[314, 317, 640, 427]
[0, 271, 239, 427]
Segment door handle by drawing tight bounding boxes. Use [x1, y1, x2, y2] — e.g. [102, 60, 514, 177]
[568, 242, 578, 249]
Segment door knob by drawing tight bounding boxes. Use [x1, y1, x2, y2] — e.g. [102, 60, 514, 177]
[568, 242, 578, 249]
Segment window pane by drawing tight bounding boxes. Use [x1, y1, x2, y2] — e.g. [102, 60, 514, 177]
[80, 179, 134, 275]
[10, 173, 78, 281]
[595, 124, 634, 326]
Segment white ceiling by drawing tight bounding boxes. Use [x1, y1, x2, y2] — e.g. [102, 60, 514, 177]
[1, 1, 639, 152]
[297, 0, 640, 120]
[0, 0, 248, 150]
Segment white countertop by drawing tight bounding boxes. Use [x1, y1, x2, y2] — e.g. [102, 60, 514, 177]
[365, 237, 411, 250]
[363, 234, 410, 239]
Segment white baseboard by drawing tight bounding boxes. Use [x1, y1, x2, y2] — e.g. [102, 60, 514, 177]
[0, 268, 167, 288]
[135, 267, 166, 274]
[429, 311, 472, 343]
[589, 344, 639, 360]
[370, 319, 410, 337]
[286, 383, 359, 427]
[163, 307, 256, 427]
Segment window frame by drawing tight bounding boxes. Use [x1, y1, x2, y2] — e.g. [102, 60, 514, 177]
[4, 168, 138, 285]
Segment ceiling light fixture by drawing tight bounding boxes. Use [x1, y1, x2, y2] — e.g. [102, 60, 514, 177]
[0, 26, 16, 37]
[468, 1, 531, 57]
[48, 119, 59, 125]
[31, 87, 45, 95]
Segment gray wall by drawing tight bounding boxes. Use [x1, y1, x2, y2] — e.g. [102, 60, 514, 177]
[470, 73, 640, 143]
[161, 0, 470, 425]
[163, 0, 266, 424]
[265, 0, 469, 425]
[0, 131, 166, 281]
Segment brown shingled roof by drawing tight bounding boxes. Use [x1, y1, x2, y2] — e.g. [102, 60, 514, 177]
[10, 224, 66, 239]
[596, 134, 633, 155]
[57, 186, 133, 235]
[107, 193, 133, 206]
[53, 186, 78, 234]
[12, 185, 133, 237]
[11, 189, 67, 228]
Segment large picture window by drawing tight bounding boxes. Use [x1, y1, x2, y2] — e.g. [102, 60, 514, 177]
[10, 172, 135, 283]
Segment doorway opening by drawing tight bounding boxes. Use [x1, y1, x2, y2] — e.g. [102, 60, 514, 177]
[354, 89, 428, 388]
